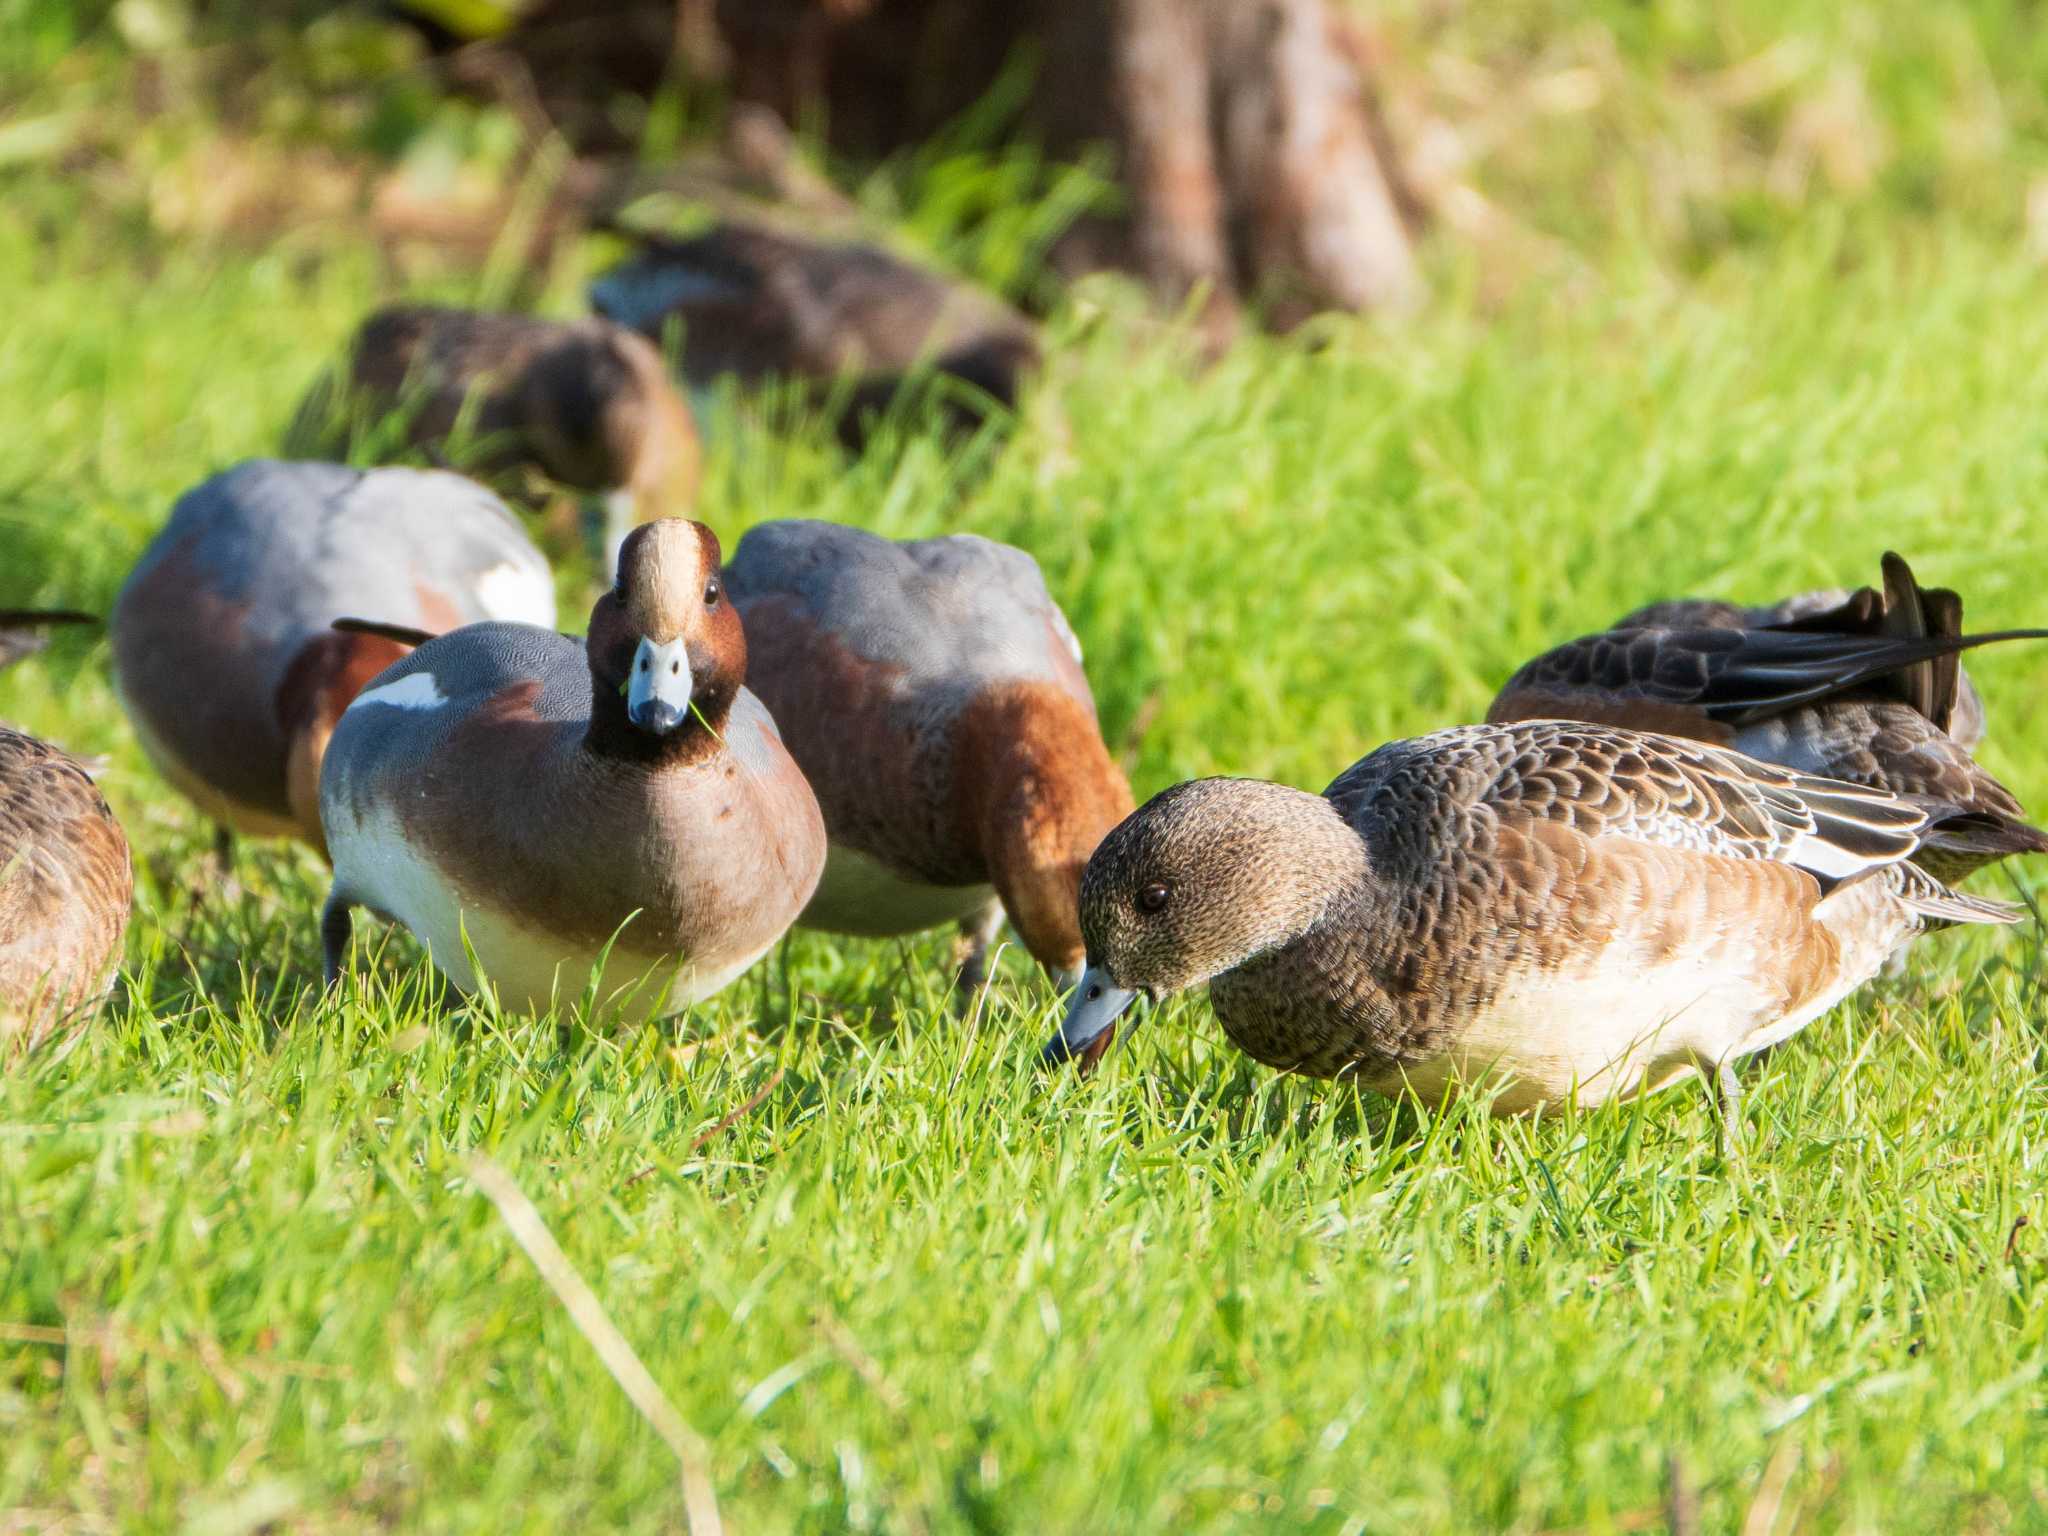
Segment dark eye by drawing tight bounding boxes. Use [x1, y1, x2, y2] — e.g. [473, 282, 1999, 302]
[1137, 883, 1170, 914]
[703, 578, 721, 607]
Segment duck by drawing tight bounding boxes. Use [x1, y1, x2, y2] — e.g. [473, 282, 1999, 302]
[0, 612, 132, 1053]
[1488, 554, 2048, 879]
[724, 519, 1133, 992]
[289, 305, 702, 573]
[1044, 720, 2021, 1139]
[317, 518, 827, 1020]
[589, 220, 1041, 450]
[112, 460, 558, 857]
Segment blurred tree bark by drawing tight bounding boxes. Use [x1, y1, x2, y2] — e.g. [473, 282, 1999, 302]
[465, 0, 1421, 331]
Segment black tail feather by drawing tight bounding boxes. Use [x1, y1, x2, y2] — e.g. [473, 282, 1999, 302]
[332, 617, 437, 649]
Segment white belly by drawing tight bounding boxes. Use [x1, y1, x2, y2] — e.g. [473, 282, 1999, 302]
[1368, 944, 1847, 1114]
[329, 800, 767, 1021]
[800, 841, 996, 938]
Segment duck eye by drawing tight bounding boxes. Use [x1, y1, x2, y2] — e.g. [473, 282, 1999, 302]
[1137, 883, 1170, 914]
[703, 578, 721, 607]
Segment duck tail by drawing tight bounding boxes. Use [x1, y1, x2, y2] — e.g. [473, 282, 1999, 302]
[1916, 805, 2048, 874]
[1887, 861, 2025, 929]
[0, 609, 99, 672]
[332, 617, 437, 650]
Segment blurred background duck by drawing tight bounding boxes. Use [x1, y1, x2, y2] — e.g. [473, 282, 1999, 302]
[289, 305, 701, 575]
[590, 218, 1042, 452]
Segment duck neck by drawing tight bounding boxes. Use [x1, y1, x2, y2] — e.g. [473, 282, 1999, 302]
[582, 676, 736, 767]
[955, 683, 1135, 975]
[1224, 787, 1373, 974]
[1201, 788, 1381, 1060]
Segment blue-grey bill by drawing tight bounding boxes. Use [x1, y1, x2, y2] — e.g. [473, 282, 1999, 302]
[1041, 965, 1138, 1072]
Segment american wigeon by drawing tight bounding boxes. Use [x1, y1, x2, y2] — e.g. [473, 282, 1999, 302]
[589, 220, 1041, 450]
[1489, 554, 2048, 878]
[291, 305, 702, 572]
[0, 613, 131, 1053]
[112, 460, 557, 856]
[724, 520, 1133, 991]
[1045, 721, 2020, 1138]
[318, 518, 826, 1020]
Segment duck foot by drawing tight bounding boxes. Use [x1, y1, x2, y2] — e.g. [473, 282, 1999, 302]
[319, 891, 354, 990]
[952, 901, 1006, 1010]
[182, 823, 241, 909]
[1714, 1059, 1745, 1163]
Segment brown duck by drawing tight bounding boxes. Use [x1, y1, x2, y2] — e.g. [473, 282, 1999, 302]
[589, 220, 1041, 450]
[1046, 721, 2021, 1139]
[292, 305, 701, 570]
[0, 612, 131, 1054]
[725, 519, 1133, 991]
[1489, 554, 2048, 878]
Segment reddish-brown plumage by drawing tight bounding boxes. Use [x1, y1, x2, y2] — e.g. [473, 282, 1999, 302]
[584, 522, 744, 766]
[726, 520, 1134, 984]
[276, 629, 413, 855]
[951, 682, 1136, 973]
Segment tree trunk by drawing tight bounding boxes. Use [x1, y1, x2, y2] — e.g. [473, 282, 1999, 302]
[477, 0, 1422, 326]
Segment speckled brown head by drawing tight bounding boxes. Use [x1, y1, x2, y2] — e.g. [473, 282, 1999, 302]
[584, 518, 743, 757]
[1044, 778, 1368, 1070]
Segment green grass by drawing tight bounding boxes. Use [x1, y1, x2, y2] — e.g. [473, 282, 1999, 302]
[7, 8, 2048, 1533]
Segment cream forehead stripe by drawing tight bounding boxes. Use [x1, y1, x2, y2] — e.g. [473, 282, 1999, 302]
[625, 525, 709, 639]
[346, 672, 448, 713]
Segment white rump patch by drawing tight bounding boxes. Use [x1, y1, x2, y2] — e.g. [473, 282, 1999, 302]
[475, 561, 558, 627]
[347, 672, 447, 713]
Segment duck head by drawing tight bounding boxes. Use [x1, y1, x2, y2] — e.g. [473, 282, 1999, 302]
[586, 518, 743, 754]
[1043, 778, 1367, 1072]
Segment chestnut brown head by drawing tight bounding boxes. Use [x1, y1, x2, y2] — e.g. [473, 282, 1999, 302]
[585, 519, 743, 745]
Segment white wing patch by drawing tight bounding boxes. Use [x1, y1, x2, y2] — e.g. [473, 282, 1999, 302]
[347, 672, 447, 714]
[474, 561, 558, 627]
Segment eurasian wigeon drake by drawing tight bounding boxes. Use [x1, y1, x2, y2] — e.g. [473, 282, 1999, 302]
[0, 613, 131, 1053]
[589, 220, 1041, 450]
[291, 305, 702, 571]
[317, 518, 826, 1020]
[112, 460, 557, 856]
[1488, 554, 2048, 879]
[1045, 721, 2022, 1142]
[724, 519, 1133, 991]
